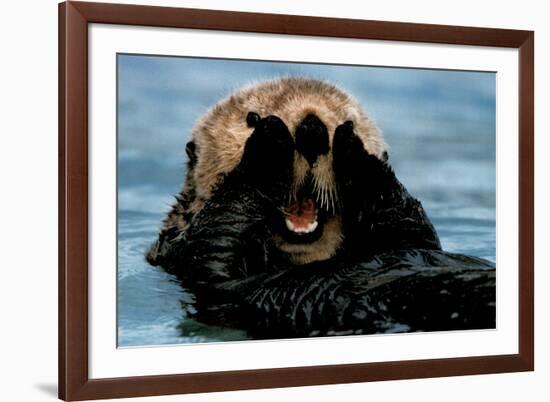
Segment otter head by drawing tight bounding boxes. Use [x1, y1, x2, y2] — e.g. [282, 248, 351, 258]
[184, 77, 387, 265]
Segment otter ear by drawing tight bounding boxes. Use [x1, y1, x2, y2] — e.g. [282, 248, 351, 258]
[382, 151, 389, 162]
[246, 111, 261, 128]
[185, 141, 197, 166]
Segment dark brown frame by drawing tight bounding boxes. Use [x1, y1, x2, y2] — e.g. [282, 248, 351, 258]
[59, 1, 534, 400]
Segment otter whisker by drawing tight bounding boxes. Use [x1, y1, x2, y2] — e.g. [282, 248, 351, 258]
[288, 188, 295, 205]
[318, 177, 330, 210]
[315, 181, 326, 208]
[278, 207, 293, 217]
[315, 184, 336, 214]
[327, 188, 334, 213]
[311, 176, 320, 205]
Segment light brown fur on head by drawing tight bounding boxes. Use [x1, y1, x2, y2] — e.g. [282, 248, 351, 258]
[149, 77, 387, 265]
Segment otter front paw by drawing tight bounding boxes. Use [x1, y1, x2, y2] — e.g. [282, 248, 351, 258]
[237, 113, 294, 197]
[332, 120, 398, 250]
[169, 114, 294, 283]
[333, 120, 387, 190]
[332, 121, 441, 254]
[332, 121, 389, 228]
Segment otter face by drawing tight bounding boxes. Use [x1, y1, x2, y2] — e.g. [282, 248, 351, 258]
[184, 78, 387, 265]
[269, 112, 343, 264]
[241, 111, 340, 263]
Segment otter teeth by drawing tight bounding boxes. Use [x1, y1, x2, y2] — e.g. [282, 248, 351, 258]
[285, 218, 318, 234]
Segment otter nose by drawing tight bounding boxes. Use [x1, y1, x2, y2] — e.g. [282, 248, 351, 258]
[295, 114, 330, 166]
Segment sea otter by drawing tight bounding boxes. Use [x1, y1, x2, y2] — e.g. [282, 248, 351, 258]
[147, 77, 495, 338]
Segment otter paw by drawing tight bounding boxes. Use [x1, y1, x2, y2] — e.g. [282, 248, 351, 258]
[333, 121, 388, 185]
[239, 114, 295, 189]
[333, 121, 369, 186]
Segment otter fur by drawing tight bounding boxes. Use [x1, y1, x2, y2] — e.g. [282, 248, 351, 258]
[147, 77, 495, 338]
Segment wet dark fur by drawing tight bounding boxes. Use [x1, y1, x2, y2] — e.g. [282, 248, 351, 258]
[148, 115, 495, 337]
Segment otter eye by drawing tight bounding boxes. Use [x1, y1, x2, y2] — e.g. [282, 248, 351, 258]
[246, 112, 261, 128]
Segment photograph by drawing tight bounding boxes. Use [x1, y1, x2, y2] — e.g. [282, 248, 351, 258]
[116, 54, 497, 347]
[50, 1, 537, 400]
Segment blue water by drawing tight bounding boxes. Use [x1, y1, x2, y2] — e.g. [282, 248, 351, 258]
[117, 55, 496, 347]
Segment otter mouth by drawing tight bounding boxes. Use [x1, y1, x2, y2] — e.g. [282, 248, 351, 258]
[285, 198, 319, 234]
[278, 179, 330, 244]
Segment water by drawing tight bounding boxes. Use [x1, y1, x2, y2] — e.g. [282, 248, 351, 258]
[117, 55, 496, 347]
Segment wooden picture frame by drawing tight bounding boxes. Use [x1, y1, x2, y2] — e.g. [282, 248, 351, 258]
[59, 1, 534, 400]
